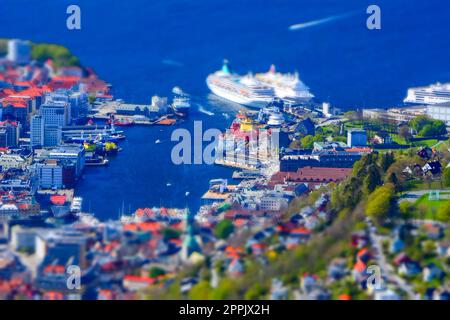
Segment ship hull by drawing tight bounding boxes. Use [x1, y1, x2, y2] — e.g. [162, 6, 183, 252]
[274, 88, 314, 101]
[173, 106, 190, 116]
[207, 80, 271, 109]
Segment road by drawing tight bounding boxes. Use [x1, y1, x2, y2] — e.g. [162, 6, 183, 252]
[399, 189, 450, 203]
[366, 219, 416, 300]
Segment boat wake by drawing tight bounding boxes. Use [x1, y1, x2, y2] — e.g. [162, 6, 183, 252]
[197, 104, 215, 116]
[161, 59, 184, 67]
[289, 12, 355, 31]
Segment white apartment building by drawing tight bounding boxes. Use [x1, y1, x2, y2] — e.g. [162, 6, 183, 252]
[427, 102, 450, 125]
[7, 39, 31, 64]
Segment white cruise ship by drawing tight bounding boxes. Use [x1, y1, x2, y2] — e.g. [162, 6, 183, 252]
[255, 65, 314, 101]
[206, 61, 276, 108]
[404, 82, 450, 105]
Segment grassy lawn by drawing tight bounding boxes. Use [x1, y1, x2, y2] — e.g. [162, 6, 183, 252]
[405, 179, 445, 192]
[413, 194, 450, 219]
[436, 140, 450, 152]
[412, 139, 439, 148]
[391, 134, 407, 145]
[344, 124, 364, 131]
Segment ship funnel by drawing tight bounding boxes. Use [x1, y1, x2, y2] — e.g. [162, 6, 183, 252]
[222, 59, 231, 74]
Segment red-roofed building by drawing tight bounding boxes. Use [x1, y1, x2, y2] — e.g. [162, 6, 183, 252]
[338, 293, 352, 300]
[18, 86, 46, 109]
[344, 147, 373, 153]
[50, 194, 67, 205]
[0, 88, 17, 99]
[1, 95, 31, 126]
[44, 265, 66, 274]
[138, 221, 161, 233]
[250, 242, 266, 255]
[225, 246, 244, 259]
[123, 275, 155, 291]
[356, 248, 372, 263]
[98, 289, 115, 300]
[353, 259, 366, 274]
[290, 227, 313, 237]
[123, 223, 138, 232]
[43, 291, 64, 300]
[47, 76, 80, 91]
[269, 167, 352, 189]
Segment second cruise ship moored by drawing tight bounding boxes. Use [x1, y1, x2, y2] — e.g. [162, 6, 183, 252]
[206, 60, 276, 108]
[404, 82, 450, 105]
[255, 64, 314, 101]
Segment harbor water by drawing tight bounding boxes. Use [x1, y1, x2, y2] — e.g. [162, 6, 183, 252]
[2, 0, 450, 219]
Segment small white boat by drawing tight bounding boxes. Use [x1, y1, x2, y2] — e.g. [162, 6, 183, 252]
[155, 139, 162, 144]
[166, 182, 172, 187]
[185, 191, 190, 196]
[172, 86, 184, 95]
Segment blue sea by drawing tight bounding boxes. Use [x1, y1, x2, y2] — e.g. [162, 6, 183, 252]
[1, 0, 450, 219]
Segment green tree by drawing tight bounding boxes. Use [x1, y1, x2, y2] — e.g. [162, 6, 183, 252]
[244, 283, 267, 300]
[363, 165, 382, 194]
[188, 280, 212, 300]
[214, 219, 234, 239]
[149, 267, 166, 278]
[300, 135, 315, 149]
[386, 171, 400, 191]
[410, 115, 432, 132]
[163, 228, 181, 240]
[398, 125, 413, 143]
[366, 184, 395, 221]
[419, 124, 433, 137]
[31, 43, 80, 68]
[443, 167, 450, 187]
[399, 201, 414, 220]
[380, 152, 395, 172]
[410, 115, 446, 137]
[432, 121, 447, 136]
[210, 279, 236, 300]
[436, 202, 450, 222]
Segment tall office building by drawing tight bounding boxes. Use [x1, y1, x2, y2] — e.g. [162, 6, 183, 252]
[0, 120, 20, 148]
[40, 102, 70, 127]
[43, 125, 62, 147]
[30, 115, 44, 147]
[45, 90, 88, 122]
[35, 102, 70, 147]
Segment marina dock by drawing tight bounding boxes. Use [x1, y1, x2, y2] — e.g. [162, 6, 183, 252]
[91, 100, 179, 126]
[232, 170, 261, 179]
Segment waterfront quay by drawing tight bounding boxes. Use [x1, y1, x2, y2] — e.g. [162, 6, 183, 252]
[91, 99, 178, 126]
